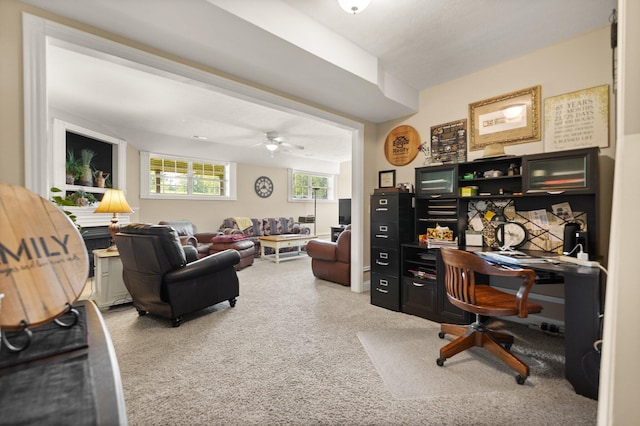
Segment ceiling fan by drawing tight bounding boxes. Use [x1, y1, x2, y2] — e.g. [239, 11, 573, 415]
[256, 131, 304, 156]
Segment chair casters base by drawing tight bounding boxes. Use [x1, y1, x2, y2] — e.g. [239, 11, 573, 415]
[171, 317, 182, 327]
[436, 357, 445, 366]
[229, 298, 237, 307]
[516, 374, 527, 385]
[137, 310, 147, 316]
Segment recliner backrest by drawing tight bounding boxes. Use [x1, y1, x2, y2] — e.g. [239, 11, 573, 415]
[158, 220, 198, 237]
[117, 224, 186, 269]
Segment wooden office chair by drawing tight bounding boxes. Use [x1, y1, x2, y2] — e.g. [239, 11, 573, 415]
[437, 248, 543, 384]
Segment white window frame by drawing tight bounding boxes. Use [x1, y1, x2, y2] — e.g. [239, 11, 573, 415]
[140, 151, 237, 200]
[287, 168, 336, 202]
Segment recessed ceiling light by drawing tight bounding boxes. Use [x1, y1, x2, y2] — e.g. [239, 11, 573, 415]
[193, 135, 208, 140]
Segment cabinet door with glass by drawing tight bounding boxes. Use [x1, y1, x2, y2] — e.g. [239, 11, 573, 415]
[415, 164, 458, 198]
[523, 147, 598, 195]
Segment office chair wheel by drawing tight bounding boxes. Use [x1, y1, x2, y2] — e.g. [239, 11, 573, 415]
[438, 332, 445, 339]
[516, 374, 526, 385]
[436, 358, 445, 367]
[229, 298, 237, 307]
[137, 309, 147, 316]
[503, 343, 512, 351]
[171, 317, 182, 327]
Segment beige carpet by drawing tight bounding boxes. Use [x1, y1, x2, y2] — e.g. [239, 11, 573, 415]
[102, 257, 598, 425]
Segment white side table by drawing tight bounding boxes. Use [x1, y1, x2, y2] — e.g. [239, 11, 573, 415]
[92, 249, 131, 309]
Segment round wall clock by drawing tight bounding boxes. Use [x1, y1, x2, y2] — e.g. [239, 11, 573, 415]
[254, 176, 274, 198]
[494, 221, 528, 249]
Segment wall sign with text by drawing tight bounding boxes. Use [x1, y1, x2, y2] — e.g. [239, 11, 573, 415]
[544, 85, 609, 152]
[384, 125, 421, 166]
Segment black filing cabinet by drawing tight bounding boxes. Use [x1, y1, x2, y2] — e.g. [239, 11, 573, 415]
[370, 192, 414, 311]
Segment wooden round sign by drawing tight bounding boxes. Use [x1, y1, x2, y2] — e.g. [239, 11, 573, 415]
[384, 125, 421, 166]
[0, 184, 89, 330]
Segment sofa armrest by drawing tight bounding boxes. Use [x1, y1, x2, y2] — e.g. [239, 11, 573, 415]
[219, 227, 246, 236]
[306, 239, 337, 262]
[165, 249, 241, 283]
[179, 235, 198, 248]
[194, 232, 221, 244]
[293, 224, 311, 235]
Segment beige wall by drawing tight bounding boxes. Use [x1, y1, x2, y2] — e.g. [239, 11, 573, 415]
[374, 26, 615, 262]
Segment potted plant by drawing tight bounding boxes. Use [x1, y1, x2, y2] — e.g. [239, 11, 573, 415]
[78, 148, 96, 187]
[65, 150, 84, 184]
[68, 190, 98, 207]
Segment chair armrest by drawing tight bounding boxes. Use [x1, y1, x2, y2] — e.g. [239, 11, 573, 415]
[483, 263, 537, 318]
[306, 239, 337, 261]
[165, 249, 241, 283]
[183, 245, 199, 263]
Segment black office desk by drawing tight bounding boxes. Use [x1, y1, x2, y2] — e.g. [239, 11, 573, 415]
[468, 247, 603, 400]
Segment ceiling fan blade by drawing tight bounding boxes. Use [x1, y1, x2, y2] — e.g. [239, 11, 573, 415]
[281, 142, 304, 150]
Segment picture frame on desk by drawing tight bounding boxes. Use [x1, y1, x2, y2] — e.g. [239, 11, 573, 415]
[469, 85, 542, 151]
[378, 169, 396, 188]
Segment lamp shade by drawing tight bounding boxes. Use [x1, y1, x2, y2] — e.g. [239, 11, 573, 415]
[94, 189, 133, 214]
[338, 0, 371, 14]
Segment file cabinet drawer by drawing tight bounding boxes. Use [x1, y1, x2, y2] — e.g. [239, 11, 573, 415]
[371, 247, 399, 275]
[371, 273, 400, 311]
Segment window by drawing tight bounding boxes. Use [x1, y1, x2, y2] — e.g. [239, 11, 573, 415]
[141, 152, 236, 200]
[289, 169, 335, 201]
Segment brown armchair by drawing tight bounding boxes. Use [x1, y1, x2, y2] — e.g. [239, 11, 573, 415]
[115, 224, 240, 327]
[306, 226, 351, 286]
[159, 220, 220, 259]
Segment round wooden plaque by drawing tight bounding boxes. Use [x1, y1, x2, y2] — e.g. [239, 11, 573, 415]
[384, 125, 421, 166]
[0, 184, 89, 330]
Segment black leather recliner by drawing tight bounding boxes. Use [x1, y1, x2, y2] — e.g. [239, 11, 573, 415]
[115, 223, 240, 327]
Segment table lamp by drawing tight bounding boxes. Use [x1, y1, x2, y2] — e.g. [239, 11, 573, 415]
[94, 189, 133, 251]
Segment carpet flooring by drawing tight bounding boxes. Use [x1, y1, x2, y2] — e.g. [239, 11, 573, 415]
[102, 256, 597, 425]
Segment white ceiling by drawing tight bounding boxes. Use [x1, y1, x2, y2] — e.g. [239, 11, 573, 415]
[24, 0, 615, 168]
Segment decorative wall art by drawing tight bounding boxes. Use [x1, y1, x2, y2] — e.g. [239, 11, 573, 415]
[468, 85, 542, 151]
[430, 119, 467, 163]
[384, 125, 421, 166]
[543, 84, 609, 152]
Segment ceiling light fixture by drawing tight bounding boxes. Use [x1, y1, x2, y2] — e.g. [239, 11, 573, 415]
[338, 0, 371, 14]
[265, 142, 279, 151]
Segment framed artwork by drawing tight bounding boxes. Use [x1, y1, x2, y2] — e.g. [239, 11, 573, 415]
[430, 119, 467, 163]
[378, 170, 396, 188]
[543, 84, 609, 152]
[468, 85, 542, 151]
[383, 125, 421, 166]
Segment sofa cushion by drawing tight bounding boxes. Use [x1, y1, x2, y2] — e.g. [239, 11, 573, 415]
[263, 218, 284, 236]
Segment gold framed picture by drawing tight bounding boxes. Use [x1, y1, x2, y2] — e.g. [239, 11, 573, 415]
[378, 170, 396, 188]
[468, 85, 542, 151]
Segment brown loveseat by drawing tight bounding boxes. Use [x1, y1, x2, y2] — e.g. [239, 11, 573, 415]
[159, 220, 220, 259]
[306, 226, 351, 286]
[219, 217, 311, 257]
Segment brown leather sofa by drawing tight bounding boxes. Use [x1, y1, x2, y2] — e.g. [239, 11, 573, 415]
[159, 220, 220, 259]
[306, 226, 351, 286]
[115, 224, 240, 327]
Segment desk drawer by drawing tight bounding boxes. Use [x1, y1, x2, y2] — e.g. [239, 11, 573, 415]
[402, 276, 436, 319]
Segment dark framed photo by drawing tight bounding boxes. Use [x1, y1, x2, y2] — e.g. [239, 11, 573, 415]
[378, 170, 396, 188]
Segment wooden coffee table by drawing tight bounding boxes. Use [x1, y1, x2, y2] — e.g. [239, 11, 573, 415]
[258, 234, 316, 263]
